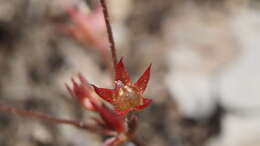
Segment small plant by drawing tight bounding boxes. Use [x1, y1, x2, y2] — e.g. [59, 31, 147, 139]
[0, 0, 152, 146]
[65, 0, 153, 144]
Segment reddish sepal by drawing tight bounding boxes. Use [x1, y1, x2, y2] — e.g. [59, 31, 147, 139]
[134, 64, 152, 93]
[93, 104, 126, 132]
[115, 58, 130, 85]
[93, 85, 114, 102]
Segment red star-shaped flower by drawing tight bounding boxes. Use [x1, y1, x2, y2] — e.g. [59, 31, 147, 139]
[93, 58, 152, 115]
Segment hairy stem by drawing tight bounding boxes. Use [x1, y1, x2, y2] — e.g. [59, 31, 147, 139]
[0, 104, 115, 136]
[99, 0, 117, 67]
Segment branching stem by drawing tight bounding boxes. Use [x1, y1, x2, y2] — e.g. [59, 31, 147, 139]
[0, 104, 115, 136]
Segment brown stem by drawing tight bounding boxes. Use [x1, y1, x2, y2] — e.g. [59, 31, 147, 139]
[131, 137, 145, 146]
[99, 0, 117, 68]
[0, 104, 115, 136]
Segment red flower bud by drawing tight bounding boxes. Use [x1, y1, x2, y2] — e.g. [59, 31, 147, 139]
[93, 58, 152, 115]
[66, 74, 127, 133]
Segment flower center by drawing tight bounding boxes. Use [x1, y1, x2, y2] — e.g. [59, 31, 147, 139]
[114, 82, 143, 111]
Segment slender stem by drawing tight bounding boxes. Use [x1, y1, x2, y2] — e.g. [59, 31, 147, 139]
[99, 0, 117, 67]
[0, 104, 114, 136]
[131, 137, 145, 146]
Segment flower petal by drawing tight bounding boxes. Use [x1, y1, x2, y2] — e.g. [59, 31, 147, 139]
[71, 78, 91, 98]
[134, 64, 152, 93]
[78, 73, 88, 85]
[93, 85, 114, 102]
[134, 98, 152, 110]
[103, 137, 118, 146]
[115, 58, 130, 85]
[65, 83, 74, 97]
[103, 136, 125, 146]
[93, 104, 126, 132]
[114, 108, 132, 116]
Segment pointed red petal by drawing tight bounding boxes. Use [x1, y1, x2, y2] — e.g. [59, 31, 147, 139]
[103, 137, 118, 146]
[114, 108, 132, 116]
[71, 78, 78, 88]
[70, 78, 92, 98]
[115, 58, 130, 85]
[92, 104, 126, 132]
[135, 98, 152, 110]
[78, 73, 88, 85]
[92, 85, 114, 102]
[103, 136, 125, 146]
[65, 83, 74, 96]
[134, 64, 152, 93]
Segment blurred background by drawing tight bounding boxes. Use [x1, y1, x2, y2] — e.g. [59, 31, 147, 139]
[0, 0, 260, 146]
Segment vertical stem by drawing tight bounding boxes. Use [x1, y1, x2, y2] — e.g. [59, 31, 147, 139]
[99, 0, 117, 68]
